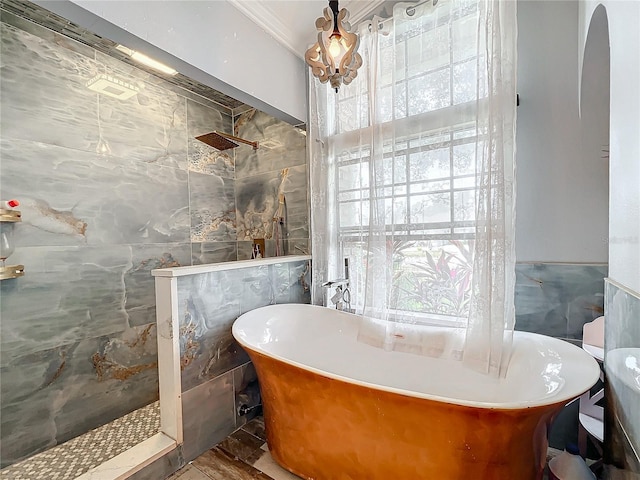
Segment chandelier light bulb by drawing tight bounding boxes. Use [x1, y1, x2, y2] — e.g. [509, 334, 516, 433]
[328, 36, 342, 59]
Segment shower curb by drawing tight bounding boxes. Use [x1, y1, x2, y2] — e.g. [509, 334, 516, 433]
[76, 433, 176, 480]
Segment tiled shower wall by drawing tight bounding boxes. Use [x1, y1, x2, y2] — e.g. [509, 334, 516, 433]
[0, 10, 308, 467]
[234, 110, 309, 260]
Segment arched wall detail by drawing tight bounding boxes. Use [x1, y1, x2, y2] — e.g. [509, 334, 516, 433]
[579, 3, 610, 262]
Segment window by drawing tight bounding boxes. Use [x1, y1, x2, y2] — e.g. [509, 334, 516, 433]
[330, 2, 484, 322]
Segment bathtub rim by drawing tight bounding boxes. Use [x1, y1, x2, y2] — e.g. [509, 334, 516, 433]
[232, 303, 601, 411]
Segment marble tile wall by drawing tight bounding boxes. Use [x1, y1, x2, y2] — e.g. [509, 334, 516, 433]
[176, 260, 311, 392]
[0, 322, 161, 467]
[515, 263, 607, 340]
[604, 281, 640, 474]
[176, 260, 311, 462]
[181, 371, 237, 463]
[0, 10, 309, 468]
[234, 109, 309, 254]
[514, 262, 607, 451]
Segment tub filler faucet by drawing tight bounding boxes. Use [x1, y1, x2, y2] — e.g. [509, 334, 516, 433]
[322, 259, 352, 312]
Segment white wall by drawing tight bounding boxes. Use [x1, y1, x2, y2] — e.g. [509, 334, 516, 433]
[35, 0, 308, 125]
[515, 0, 609, 264]
[579, 1, 640, 293]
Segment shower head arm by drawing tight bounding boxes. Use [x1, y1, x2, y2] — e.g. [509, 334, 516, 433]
[214, 131, 259, 150]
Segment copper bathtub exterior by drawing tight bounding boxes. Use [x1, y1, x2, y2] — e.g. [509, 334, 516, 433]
[233, 305, 600, 480]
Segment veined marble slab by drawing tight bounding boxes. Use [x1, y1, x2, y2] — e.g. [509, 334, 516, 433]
[1, 22, 100, 152]
[0, 324, 160, 467]
[189, 171, 236, 242]
[237, 239, 310, 260]
[124, 244, 192, 327]
[1, 22, 189, 169]
[514, 263, 607, 339]
[92, 51, 189, 169]
[234, 109, 306, 179]
[0, 243, 191, 360]
[192, 241, 237, 265]
[0, 8, 96, 59]
[1, 245, 130, 360]
[174, 259, 311, 391]
[236, 165, 309, 241]
[0, 139, 190, 246]
[177, 268, 245, 391]
[0, 5, 231, 118]
[605, 280, 640, 471]
[187, 99, 234, 178]
[270, 262, 293, 305]
[238, 265, 273, 314]
[289, 259, 312, 305]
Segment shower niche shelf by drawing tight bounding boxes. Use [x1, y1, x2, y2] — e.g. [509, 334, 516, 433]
[0, 208, 21, 222]
[0, 264, 25, 281]
[0, 208, 24, 280]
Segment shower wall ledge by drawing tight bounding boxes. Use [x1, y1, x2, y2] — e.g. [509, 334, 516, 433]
[151, 254, 311, 277]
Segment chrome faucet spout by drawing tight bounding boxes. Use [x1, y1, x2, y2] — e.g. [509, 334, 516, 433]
[322, 278, 349, 288]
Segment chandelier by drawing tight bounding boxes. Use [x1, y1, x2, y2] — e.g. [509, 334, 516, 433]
[305, 1, 362, 93]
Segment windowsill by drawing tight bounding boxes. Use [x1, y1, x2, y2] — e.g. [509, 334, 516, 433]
[389, 309, 468, 328]
[353, 306, 468, 328]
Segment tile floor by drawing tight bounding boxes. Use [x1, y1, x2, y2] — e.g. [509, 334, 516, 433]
[170, 417, 301, 480]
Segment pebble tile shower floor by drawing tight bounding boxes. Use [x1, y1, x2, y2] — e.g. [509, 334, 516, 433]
[0, 401, 160, 479]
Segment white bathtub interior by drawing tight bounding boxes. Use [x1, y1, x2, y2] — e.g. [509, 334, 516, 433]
[233, 304, 601, 409]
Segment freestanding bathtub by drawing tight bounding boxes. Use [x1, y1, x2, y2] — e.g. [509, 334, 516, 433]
[232, 304, 600, 480]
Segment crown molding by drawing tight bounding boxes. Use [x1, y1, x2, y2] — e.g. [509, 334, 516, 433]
[231, 1, 305, 59]
[230, 1, 389, 60]
[343, 0, 388, 25]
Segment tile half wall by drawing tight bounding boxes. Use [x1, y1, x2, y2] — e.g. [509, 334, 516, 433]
[154, 257, 311, 471]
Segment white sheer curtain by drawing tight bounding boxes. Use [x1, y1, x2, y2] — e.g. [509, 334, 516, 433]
[310, 0, 517, 376]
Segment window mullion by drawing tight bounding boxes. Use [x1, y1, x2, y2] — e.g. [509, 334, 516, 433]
[449, 130, 455, 234]
[405, 141, 411, 233]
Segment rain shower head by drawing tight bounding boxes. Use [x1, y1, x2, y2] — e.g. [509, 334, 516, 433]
[195, 132, 238, 151]
[195, 131, 258, 151]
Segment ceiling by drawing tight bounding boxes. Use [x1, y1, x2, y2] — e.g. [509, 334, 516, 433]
[230, 1, 391, 58]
